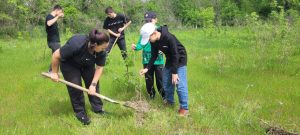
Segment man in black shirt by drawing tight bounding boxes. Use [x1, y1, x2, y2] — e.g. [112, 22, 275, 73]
[45, 5, 64, 71]
[103, 6, 131, 59]
[50, 29, 110, 125]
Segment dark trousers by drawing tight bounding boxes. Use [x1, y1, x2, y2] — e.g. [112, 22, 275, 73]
[48, 42, 61, 71]
[60, 62, 103, 115]
[106, 37, 127, 59]
[48, 42, 61, 53]
[144, 64, 165, 98]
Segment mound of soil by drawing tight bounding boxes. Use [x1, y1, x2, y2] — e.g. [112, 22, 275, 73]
[266, 127, 298, 135]
[124, 100, 150, 113]
[124, 100, 151, 126]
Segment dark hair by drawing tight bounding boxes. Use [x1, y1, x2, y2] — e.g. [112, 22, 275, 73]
[105, 6, 114, 14]
[53, 5, 63, 11]
[89, 29, 109, 45]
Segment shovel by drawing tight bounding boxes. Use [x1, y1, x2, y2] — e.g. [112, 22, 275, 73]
[41, 72, 134, 109]
[107, 37, 119, 55]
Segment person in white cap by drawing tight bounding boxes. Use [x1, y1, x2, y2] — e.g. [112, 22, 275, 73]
[139, 23, 189, 116]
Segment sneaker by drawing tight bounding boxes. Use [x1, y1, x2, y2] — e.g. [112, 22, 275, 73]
[47, 69, 52, 73]
[163, 99, 174, 107]
[149, 93, 155, 99]
[76, 113, 91, 125]
[178, 108, 189, 117]
[94, 110, 106, 115]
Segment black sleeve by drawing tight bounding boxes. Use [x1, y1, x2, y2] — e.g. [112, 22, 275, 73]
[103, 18, 108, 29]
[168, 35, 179, 74]
[146, 43, 159, 70]
[60, 38, 80, 60]
[46, 15, 50, 21]
[120, 14, 130, 23]
[46, 15, 53, 22]
[95, 51, 107, 66]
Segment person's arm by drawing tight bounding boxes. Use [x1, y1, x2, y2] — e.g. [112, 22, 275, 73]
[169, 36, 179, 74]
[88, 66, 104, 95]
[107, 29, 120, 37]
[118, 21, 132, 33]
[132, 36, 143, 51]
[50, 49, 61, 82]
[118, 14, 132, 33]
[168, 35, 180, 84]
[47, 13, 64, 26]
[147, 44, 159, 69]
[134, 43, 143, 51]
[103, 19, 120, 37]
[140, 43, 158, 75]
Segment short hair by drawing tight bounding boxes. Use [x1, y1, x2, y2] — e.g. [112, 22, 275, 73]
[89, 29, 110, 45]
[105, 6, 114, 14]
[53, 5, 63, 11]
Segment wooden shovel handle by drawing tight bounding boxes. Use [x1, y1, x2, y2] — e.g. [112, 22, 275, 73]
[41, 72, 122, 104]
[107, 37, 119, 55]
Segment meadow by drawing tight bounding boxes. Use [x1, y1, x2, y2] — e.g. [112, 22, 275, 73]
[0, 23, 299, 134]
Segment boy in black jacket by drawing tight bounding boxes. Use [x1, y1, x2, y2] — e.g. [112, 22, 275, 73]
[139, 23, 189, 116]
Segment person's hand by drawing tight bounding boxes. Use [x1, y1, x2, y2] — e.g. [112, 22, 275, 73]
[115, 33, 121, 37]
[172, 74, 179, 84]
[50, 72, 59, 82]
[88, 85, 97, 95]
[118, 28, 124, 33]
[139, 68, 148, 75]
[58, 13, 64, 18]
[131, 44, 136, 50]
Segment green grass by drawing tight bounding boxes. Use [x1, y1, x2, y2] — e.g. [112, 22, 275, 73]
[0, 24, 299, 134]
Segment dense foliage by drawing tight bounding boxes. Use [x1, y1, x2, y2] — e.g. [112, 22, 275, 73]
[0, 0, 300, 37]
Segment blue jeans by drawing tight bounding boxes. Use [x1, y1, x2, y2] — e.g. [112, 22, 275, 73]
[163, 66, 188, 110]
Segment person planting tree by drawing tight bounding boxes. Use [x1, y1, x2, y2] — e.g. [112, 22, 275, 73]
[139, 23, 189, 116]
[131, 11, 165, 99]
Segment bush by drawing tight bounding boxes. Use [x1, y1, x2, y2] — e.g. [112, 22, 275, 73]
[220, 1, 241, 26]
[198, 7, 215, 28]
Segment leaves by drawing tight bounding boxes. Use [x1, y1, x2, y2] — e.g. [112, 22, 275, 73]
[0, 0, 300, 37]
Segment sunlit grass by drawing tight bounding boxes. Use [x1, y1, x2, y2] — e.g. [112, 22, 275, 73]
[0, 25, 299, 134]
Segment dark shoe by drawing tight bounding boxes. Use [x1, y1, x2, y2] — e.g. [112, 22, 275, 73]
[94, 110, 106, 115]
[163, 99, 174, 107]
[149, 94, 155, 99]
[76, 113, 91, 125]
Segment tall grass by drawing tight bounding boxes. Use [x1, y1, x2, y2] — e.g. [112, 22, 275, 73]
[0, 20, 299, 134]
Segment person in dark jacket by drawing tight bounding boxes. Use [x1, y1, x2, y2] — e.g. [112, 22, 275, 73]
[139, 23, 189, 116]
[50, 29, 109, 125]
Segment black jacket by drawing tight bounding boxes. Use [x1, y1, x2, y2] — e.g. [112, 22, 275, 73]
[147, 26, 187, 74]
[60, 35, 107, 68]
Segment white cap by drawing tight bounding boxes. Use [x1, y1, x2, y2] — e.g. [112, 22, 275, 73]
[140, 23, 156, 45]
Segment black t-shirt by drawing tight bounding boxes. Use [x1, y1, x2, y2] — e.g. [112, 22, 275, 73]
[45, 14, 60, 43]
[147, 26, 187, 74]
[60, 35, 107, 67]
[103, 14, 130, 39]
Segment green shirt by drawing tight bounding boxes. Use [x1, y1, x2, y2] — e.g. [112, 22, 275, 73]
[134, 36, 164, 65]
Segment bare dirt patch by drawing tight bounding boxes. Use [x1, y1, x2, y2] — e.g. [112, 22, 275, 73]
[123, 91, 151, 126]
[266, 127, 298, 135]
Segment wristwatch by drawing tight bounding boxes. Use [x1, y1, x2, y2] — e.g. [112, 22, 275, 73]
[91, 83, 97, 87]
